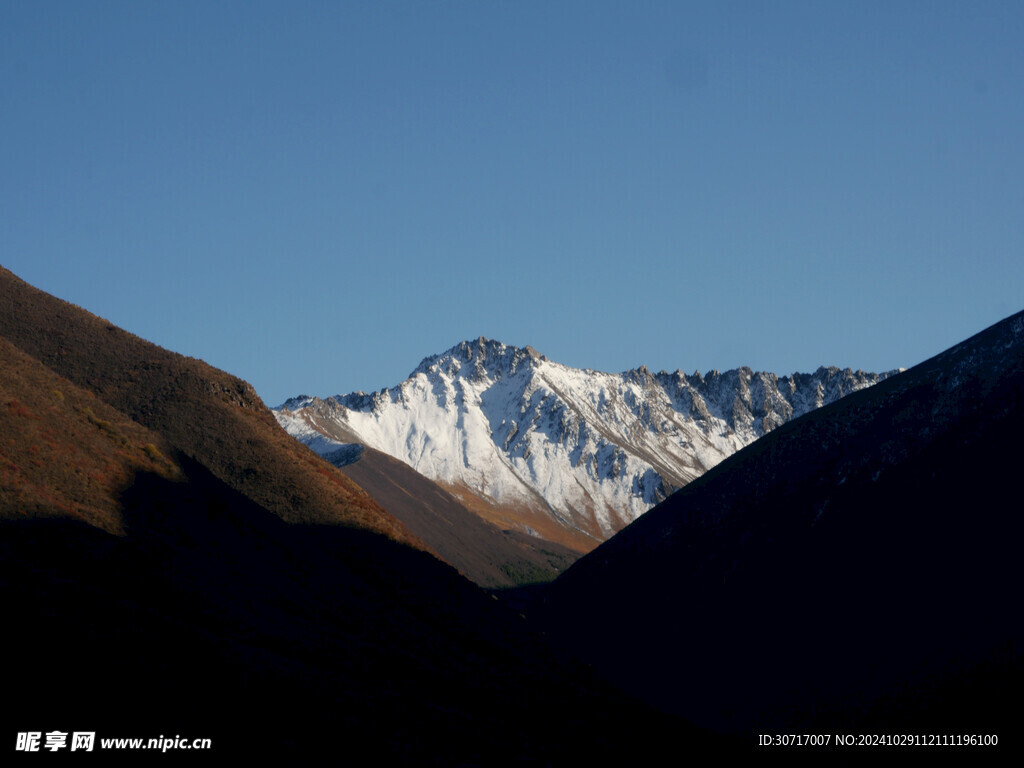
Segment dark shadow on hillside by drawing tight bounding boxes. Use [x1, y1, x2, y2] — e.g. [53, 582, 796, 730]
[2, 457, 728, 762]
[522, 313, 1024, 753]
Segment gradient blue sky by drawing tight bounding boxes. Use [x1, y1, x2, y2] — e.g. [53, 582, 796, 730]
[3, 1, 1022, 406]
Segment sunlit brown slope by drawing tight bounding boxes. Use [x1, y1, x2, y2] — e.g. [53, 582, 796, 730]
[338, 446, 579, 587]
[0, 336, 181, 534]
[0, 266, 413, 543]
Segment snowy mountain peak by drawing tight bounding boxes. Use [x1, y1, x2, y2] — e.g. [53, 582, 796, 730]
[278, 393, 316, 411]
[411, 337, 545, 381]
[275, 340, 897, 549]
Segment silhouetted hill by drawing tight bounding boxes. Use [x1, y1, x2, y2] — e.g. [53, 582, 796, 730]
[529, 310, 1023, 747]
[4, 462, 722, 760]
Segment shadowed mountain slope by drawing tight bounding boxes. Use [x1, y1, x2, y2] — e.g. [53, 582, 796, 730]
[0, 266, 412, 542]
[4, 461, 719, 761]
[528, 310, 1024, 741]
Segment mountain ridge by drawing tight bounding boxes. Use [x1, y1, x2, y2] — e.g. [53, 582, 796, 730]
[277, 336, 897, 549]
[525, 308, 1024, 735]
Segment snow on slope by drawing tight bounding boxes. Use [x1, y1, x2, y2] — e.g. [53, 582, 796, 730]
[275, 338, 895, 545]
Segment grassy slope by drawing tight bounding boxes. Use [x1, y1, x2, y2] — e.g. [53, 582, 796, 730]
[0, 266, 413, 543]
[0, 335, 182, 533]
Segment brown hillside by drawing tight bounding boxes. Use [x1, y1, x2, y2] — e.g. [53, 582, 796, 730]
[0, 336, 182, 534]
[338, 445, 579, 587]
[0, 266, 415, 545]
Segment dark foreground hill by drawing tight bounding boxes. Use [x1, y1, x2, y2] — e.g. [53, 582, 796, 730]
[4, 467, 714, 761]
[1, 268, 717, 761]
[527, 310, 1023, 749]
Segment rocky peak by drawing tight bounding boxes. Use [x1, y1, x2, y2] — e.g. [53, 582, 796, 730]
[411, 337, 545, 382]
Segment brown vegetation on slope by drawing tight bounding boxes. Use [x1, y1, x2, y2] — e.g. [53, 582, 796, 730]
[0, 266, 415, 544]
[0, 336, 181, 533]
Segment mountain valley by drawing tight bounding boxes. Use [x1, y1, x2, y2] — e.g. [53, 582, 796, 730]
[1, 265, 1018, 760]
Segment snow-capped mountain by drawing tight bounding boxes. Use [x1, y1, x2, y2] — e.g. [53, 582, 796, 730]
[275, 338, 896, 550]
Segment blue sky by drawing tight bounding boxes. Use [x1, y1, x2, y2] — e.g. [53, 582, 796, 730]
[3, 1, 1022, 406]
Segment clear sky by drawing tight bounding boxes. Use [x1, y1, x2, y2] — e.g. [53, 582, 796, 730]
[3, 1, 1022, 406]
